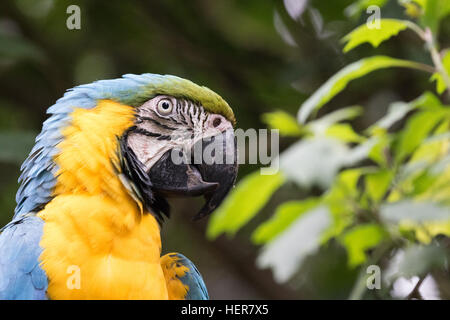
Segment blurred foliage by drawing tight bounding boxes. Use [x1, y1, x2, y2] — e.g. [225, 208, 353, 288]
[208, 0, 450, 299]
[0, 0, 449, 299]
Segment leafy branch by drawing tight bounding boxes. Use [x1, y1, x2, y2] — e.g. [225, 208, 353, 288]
[207, 0, 450, 300]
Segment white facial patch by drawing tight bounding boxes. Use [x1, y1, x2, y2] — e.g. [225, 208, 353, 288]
[126, 95, 233, 171]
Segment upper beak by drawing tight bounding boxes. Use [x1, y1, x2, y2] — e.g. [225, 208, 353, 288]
[148, 130, 238, 220]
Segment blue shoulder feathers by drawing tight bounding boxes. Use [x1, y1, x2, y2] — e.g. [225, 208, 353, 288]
[173, 253, 209, 300]
[0, 215, 48, 300]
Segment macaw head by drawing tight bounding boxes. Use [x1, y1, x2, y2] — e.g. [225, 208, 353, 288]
[118, 78, 238, 222]
[15, 74, 238, 223]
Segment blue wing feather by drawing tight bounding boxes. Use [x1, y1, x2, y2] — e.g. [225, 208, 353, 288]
[0, 215, 48, 300]
[171, 253, 209, 300]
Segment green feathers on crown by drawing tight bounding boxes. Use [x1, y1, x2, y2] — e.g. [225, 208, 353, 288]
[118, 74, 236, 125]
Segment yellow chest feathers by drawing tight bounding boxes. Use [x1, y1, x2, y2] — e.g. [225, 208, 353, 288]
[38, 196, 168, 299]
[37, 100, 170, 299]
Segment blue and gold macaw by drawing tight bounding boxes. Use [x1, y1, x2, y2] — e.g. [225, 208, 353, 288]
[0, 74, 238, 299]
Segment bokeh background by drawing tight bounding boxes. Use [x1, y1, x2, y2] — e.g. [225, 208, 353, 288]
[0, 0, 449, 299]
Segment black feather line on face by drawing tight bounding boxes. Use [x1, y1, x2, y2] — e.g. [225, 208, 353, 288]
[131, 126, 172, 141]
[118, 129, 170, 225]
[132, 127, 161, 137]
[136, 116, 177, 131]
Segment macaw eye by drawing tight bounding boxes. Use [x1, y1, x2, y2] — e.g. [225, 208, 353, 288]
[156, 99, 173, 116]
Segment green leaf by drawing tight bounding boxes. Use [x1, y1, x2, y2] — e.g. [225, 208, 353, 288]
[395, 109, 448, 163]
[369, 102, 413, 132]
[279, 137, 375, 189]
[0, 131, 36, 165]
[261, 110, 302, 137]
[401, 1, 424, 18]
[411, 171, 439, 195]
[430, 50, 450, 94]
[206, 171, 285, 239]
[257, 206, 331, 283]
[419, 0, 450, 36]
[366, 92, 445, 167]
[307, 106, 363, 136]
[325, 168, 366, 208]
[252, 198, 320, 244]
[342, 19, 410, 53]
[340, 223, 386, 267]
[415, 163, 450, 207]
[380, 200, 450, 223]
[385, 244, 448, 284]
[367, 131, 391, 167]
[389, 121, 450, 202]
[411, 0, 427, 8]
[400, 220, 450, 243]
[325, 123, 365, 143]
[321, 168, 367, 242]
[298, 56, 429, 123]
[310, 105, 362, 127]
[409, 119, 450, 164]
[410, 91, 447, 110]
[369, 92, 445, 135]
[365, 169, 393, 202]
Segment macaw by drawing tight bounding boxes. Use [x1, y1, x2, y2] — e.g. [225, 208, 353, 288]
[0, 74, 238, 300]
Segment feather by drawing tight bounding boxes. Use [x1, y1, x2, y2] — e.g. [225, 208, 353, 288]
[161, 252, 209, 300]
[0, 215, 48, 300]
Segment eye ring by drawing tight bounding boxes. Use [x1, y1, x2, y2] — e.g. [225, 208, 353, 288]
[156, 99, 173, 116]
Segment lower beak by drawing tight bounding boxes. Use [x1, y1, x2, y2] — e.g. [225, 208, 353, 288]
[148, 130, 238, 220]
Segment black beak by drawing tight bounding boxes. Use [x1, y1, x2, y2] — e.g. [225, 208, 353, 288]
[148, 130, 238, 220]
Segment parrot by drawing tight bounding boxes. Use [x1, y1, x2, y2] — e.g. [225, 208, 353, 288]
[0, 73, 238, 300]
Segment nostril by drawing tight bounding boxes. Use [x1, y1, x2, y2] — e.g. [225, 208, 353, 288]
[212, 117, 222, 128]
